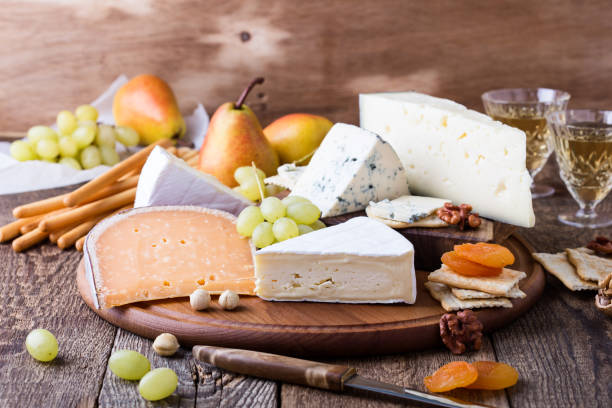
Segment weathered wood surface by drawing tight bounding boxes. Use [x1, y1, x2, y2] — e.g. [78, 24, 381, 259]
[0, 0, 611, 132]
[1, 159, 610, 407]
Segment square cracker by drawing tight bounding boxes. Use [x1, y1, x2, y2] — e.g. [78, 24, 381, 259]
[566, 248, 612, 285]
[451, 285, 526, 300]
[425, 282, 513, 312]
[427, 264, 526, 296]
[532, 252, 598, 291]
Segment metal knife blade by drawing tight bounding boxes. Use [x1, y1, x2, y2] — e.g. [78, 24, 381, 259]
[344, 374, 492, 408]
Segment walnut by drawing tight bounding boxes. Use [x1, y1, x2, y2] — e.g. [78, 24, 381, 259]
[595, 273, 612, 317]
[439, 310, 483, 354]
[587, 236, 612, 255]
[437, 203, 482, 231]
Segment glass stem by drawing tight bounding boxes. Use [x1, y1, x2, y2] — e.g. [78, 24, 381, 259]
[576, 203, 597, 219]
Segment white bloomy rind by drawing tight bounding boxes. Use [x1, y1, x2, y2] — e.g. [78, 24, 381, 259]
[134, 146, 251, 216]
[255, 217, 416, 304]
[290, 123, 410, 218]
[360, 92, 535, 228]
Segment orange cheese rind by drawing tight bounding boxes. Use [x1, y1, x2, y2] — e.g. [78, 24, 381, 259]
[84, 205, 255, 309]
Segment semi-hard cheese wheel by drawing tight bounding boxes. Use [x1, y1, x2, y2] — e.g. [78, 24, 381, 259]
[84, 206, 255, 308]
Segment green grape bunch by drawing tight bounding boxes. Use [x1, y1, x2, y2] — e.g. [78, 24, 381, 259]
[9, 104, 140, 170]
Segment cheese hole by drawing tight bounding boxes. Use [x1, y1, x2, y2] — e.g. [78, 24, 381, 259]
[441, 116, 448, 127]
[504, 148, 509, 156]
[293, 273, 302, 279]
[458, 132, 467, 140]
[385, 125, 391, 133]
[197, 278, 205, 285]
[152, 244, 157, 248]
[272, 279, 277, 283]
[209, 275, 215, 281]
[409, 164, 415, 169]
[133, 228, 139, 233]
[180, 239, 186, 244]
[163, 281, 170, 286]
[162, 238, 167, 243]
[292, 283, 301, 288]
[464, 152, 469, 158]
[428, 145, 432, 151]
[495, 181, 507, 196]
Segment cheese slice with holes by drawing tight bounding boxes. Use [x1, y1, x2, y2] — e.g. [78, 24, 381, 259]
[84, 206, 255, 308]
[254, 217, 416, 303]
[360, 92, 535, 227]
[134, 146, 251, 216]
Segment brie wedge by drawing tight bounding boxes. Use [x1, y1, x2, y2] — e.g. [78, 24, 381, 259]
[134, 146, 251, 216]
[360, 92, 535, 227]
[290, 123, 410, 218]
[255, 216, 416, 303]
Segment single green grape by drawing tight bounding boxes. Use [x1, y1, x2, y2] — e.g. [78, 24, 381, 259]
[259, 197, 286, 223]
[27, 126, 57, 145]
[272, 217, 299, 241]
[138, 367, 178, 401]
[240, 178, 265, 201]
[309, 220, 326, 230]
[59, 157, 82, 170]
[297, 224, 314, 235]
[115, 126, 139, 147]
[96, 124, 117, 147]
[75, 104, 98, 122]
[36, 139, 60, 159]
[236, 206, 264, 237]
[108, 350, 150, 380]
[252, 222, 275, 248]
[265, 184, 281, 197]
[57, 110, 78, 136]
[72, 125, 96, 149]
[10, 140, 35, 161]
[100, 145, 120, 166]
[25, 329, 58, 362]
[234, 166, 266, 185]
[58, 136, 78, 157]
[287, 202, 321, 225]
[80, 145, 102, 169]
[281, 195, 310, 208]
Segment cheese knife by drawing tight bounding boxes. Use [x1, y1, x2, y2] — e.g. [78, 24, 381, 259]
[193, 345, 491, 408]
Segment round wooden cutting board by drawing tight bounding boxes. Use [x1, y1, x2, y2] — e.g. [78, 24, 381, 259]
[77, 234, 544, 357]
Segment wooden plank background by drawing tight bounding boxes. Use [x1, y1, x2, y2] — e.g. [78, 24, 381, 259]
[0, 0, 611, 132]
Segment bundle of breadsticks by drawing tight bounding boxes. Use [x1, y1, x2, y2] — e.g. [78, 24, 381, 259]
[0, 139, 200, 252]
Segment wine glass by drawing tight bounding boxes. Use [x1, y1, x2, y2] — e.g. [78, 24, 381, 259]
[547, 109, 612, 228]
[482, 88, 570, 198]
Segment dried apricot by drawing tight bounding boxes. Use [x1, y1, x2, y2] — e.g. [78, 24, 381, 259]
[441, 251, 502, 277]
[454, 242, 515, 268]
[424, 361, 478, 392]
[465, 361, 519, 390]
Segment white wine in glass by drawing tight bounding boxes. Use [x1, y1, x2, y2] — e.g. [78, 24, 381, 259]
[547, 109, 612, 228]
[482, 88, 570, 198]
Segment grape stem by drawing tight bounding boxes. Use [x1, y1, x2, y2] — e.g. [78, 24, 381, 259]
[251, 161, 265, 201]
[235, 77, 264, 109]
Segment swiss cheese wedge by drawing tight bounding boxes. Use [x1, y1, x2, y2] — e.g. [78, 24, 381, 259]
[84, 206, 255, 308]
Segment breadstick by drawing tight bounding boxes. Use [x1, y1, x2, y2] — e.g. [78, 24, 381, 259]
[50, 225, 75, 244]
[20, 207, 72, 234]
[165, 146, 178, 156]
[20, 219, 41, 234]
[84, 175, 139, 204]
[181, 150, 199, 161]
[57, 205, 131, 249]
[41, 187, 136, 232]
[0, 215, 42, 242]
[13, 194, 67, 218]
[63, 138, 172, 206]
[12, 228, 49, 252]
[177, 146, 192, 157]
[75, 236, 85, 252]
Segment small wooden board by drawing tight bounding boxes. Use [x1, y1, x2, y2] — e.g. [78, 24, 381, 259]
[77, 234, 543, 357]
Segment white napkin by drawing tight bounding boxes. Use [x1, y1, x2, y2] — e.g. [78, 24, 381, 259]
[0, 75, 209, 195]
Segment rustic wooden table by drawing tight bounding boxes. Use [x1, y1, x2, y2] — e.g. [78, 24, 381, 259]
[1, 162, 610, 408]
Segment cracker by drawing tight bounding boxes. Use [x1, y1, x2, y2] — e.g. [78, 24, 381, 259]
[427, 264, 526, 296]
[532, 252, 598, 291]
[425, 282, 513, 312]
[365, 207, 448, 229]
[566, 248, 612, 285]
[451, 285, 526, 300]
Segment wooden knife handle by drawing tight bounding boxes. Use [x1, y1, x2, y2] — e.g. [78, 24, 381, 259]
[193, 345, 356, 392]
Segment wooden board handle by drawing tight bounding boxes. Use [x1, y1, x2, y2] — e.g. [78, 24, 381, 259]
[192, 345, 356, 391]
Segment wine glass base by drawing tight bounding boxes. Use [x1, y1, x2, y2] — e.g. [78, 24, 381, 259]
[558, 212, 612, 229]
[531, 184, 555, 199]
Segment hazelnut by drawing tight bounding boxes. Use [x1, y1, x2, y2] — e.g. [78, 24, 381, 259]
[219, 290, 240, 310]
[190, 288, 211, 310]
[152, 333, 180, 356]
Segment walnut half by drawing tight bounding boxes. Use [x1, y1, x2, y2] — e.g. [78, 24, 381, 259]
[439, 310, 484, 354]
[437, 203, 481, 231]
[595, 273, 612, 318]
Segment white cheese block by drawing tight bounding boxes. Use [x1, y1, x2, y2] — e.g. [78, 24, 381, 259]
[290, 123, 410, 217]
[264, 163, 306, 190]
[359, 92, 535, 227]
[255, 216, 416, 303]
[134, 146, 251, 216]
[367, 195, 450, 224]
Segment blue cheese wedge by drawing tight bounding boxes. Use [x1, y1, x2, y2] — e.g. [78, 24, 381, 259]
[360, 92, 535, 227]
[134, 146, 251, 216]
[367, 195, 450, 223]
[255, 216, 416, 303]
[290, 123, 410, 217]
